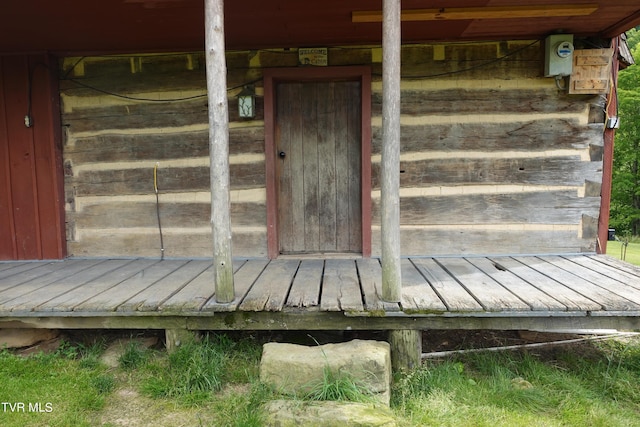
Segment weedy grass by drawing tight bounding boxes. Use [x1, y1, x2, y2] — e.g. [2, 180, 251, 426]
[303, 365, 374, 403]
[139, 334, 263, 406]
[392, 336, 640, 426]
[4, 333, 640, 426]
[118, 340, 153, 370]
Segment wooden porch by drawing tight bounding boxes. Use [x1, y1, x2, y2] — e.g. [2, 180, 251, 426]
[2, 255, 640, 333]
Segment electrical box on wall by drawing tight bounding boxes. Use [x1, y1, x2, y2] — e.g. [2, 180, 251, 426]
[544, 34, 574, 77]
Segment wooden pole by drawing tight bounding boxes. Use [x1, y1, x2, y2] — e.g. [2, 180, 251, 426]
[596, 36, 620, 255]
[389, 329, 422, 372]
[381, 0, 402, 302]
[205, 0, 234, 303]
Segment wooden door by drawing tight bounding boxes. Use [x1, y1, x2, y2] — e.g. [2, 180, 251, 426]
[0, 55, 65, 260]
[276, 80, 362, 254]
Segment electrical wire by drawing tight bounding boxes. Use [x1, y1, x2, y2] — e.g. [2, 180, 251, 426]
[65, 76, 262, 103]
[25, 62, 49, 127]
[66, 78, 208, 102]
[154, 163, 165, 260]
[61, 41, 540, 102]
[377, 39, 541, 79]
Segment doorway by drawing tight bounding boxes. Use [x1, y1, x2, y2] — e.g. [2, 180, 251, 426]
[264, 67, 371, 258]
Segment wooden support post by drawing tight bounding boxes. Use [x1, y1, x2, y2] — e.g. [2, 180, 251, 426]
[381, 0, 402, 302]
[596, 36, 620, 255]
[165, 329, 199, 353]
[205, 0, 235, 303]
[389, 329, 422, 372]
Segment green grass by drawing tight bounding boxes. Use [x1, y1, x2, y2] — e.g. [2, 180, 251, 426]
[4, 333, 640, 426]
[304, 365, 374, 403]
[606, 240, 640, 266]
[393, 338, 640, 426]
[0, 344, 113, 427]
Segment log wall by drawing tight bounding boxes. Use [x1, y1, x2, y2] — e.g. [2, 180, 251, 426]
[61, 40, 605, 257]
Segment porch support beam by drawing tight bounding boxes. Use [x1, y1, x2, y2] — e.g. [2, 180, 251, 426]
[165, 328, 199, 353]
[205, 0, 234, 303]
[596, 36, 620, 254]
[381, 0, 402, 302]
[389, 329, 422, 372]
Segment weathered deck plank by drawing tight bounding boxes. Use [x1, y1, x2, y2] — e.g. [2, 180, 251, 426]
[467, 257, 567, 311]
[568, 255, 640, 291]
[239, 259, 299, 311]
[0, 259, 81, 291]
[589, 255, 640, 281]
[159, 265, 214, 312]
[160, 260, 245, 312]
[540, 256, 640, 307]
[0, 262, 30, 273]
[436, 258, 530, 311]
[287, 259, 324, 308]
[204, 259, 269, 311]
[117, 260, 211, 312]
[37, 259, 160, 312]
[7, 260, 134, 313]
[0, 260, 104, 311]
[320, 259, 363, 312]
[356, 258, 399, 312]
[490, 257, 601, 311]
[0, 261, 52, 279]
[75, 259, 189, 312]
[400, 259, 447, 313]
[522, 256, 640, 311]
[411, 258, 483, 312]
[0, 259, 105, 306]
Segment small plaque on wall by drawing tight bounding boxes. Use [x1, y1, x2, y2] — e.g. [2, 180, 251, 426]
[298, 48, 328, 66]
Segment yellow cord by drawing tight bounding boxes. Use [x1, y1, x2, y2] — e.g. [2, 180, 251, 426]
[154, 162, 159, 194]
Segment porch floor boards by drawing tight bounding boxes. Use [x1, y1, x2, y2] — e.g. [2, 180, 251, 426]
[2, 255, 640, 325]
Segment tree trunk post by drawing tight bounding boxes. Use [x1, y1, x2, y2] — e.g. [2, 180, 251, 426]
[205, 0, 234, 303]
[389, 329, 422, 372]
[381, 0, 402, 302]
[165, 329, 199, 353]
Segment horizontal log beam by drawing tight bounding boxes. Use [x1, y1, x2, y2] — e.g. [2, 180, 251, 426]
[3, 312, 640, 333]
[353, 4, 598, 23]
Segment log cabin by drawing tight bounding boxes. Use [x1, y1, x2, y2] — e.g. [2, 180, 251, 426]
[1, 0, 640, 368]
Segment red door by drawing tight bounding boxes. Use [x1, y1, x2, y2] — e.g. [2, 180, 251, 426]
[0, 55, 65, 260]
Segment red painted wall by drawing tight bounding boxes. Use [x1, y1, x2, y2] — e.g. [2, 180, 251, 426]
[0, 55, 65, 260]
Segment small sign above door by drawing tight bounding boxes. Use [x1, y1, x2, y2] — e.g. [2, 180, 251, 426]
[298, 48, 328, 66]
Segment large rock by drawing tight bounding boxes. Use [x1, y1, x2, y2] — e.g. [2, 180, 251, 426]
[260, 339, 391, 405]
[0, 328, 59, 349]
[264, 400, 397, 427]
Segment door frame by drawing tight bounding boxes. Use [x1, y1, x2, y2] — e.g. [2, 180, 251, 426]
[263, 66, 372, 259]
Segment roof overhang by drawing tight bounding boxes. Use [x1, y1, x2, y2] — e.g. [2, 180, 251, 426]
[1, 1, 639, 54]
